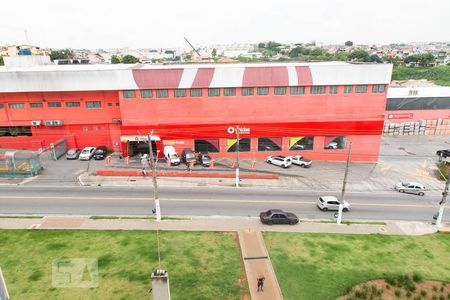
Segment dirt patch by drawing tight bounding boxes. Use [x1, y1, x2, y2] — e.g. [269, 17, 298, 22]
[338, 277, 449, 300]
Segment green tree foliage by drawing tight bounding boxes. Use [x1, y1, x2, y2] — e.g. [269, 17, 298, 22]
[49, 49, 73, 61]
[368, 54, 382, 63]
[258, 42, 265, 49]
[211, 48, 217, 57]
[111, 55, 121, 64]
[310, 48, 327, 56]
[392, 65, 450, 86]
[0, 56, 4, 66]
[345, 41, 353, 46]
[349, 49, 370, 61]
[121, 55, 140, 64]
[334, 52, 349, 61]
[289, 47, 302, 58]
[404, 53, 435, 67]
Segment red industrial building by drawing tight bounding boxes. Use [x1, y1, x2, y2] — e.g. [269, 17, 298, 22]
[0, 62, 393, 162]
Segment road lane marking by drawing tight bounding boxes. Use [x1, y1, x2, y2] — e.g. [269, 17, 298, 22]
[0, 196, 437, 208]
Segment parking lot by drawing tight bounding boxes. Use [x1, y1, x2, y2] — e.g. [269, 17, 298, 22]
[1, 135, 449, 192]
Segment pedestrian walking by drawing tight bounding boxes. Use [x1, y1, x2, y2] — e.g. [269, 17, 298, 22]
[257, 275, 265, 292]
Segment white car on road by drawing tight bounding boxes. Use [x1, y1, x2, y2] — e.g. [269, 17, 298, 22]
[79, 147, 96, 161]
[290, 155, 312, 168]
[266, 155, 292, 168]
[395, 182, 425, 196]
[317, 196, 350, 211]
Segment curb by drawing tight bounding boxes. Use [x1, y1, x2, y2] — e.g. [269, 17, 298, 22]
[96, 170, 278, 179]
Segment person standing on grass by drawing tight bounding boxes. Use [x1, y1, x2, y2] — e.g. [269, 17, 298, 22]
[257, 275, 265, 292]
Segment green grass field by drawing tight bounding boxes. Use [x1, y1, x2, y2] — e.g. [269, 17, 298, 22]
[0, 230, 247, 299]
[392, 65, 450, 86]
[264, 233, 450, 300]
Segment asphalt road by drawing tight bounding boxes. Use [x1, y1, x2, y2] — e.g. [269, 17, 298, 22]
[0, 185, 444, 222]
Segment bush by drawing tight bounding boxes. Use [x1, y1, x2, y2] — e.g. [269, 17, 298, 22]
[395, 289, 402, 297]
[421, 290, 427, 297]
[413, 273, 423, 283]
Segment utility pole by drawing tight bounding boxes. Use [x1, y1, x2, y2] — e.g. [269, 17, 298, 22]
[436, 172, 449, 227]
[337, 142, 352, 225]
[235, 126, 240, 188]
[148, 131, 161, 222]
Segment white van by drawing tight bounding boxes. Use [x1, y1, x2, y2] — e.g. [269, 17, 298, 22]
[163, 146, 180, 165]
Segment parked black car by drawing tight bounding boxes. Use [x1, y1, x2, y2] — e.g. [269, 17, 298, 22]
[66, 148, 81, 160]
[259, 209, 299, 225]
[197, 153, 212, 167]
[93, 146, 108, 160]
[181, 148, 196, 164]
[436, 149, 450, 158]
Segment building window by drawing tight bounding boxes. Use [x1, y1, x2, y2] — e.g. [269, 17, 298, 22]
[116, 102, 120, 106]
[83, 126, 88, 132]
[0, 126, 32, 137]
[356, 85, 367, 93]
[190, 88, 202, 97]
[224, 88, 236, 96]
[241, 87, 254, 96]
[208, 88, 220, 97]
[30, 103, 43, 108]
[123, 90, 136, 99]
[310, 86, 326, 94]
[226, 138, 251, 152]
[194, 139, 220, 153]
[86, 101, 102, 109]
[156, 89, 169, 98]
[66, 101, 80, 107]
[257, 87, 269, 96]
[140, 89, 153, 98]
[274, 87, 286, 95]
[344, 85, 353, 94]
[48, 102, 62, 107]
[289, 136, 314, 151]
[8, 103, 25, 109]
[258, 137, 282, 151]
[0, 104, 3, 109]
[329, 86, 338, 94]
[325, 136, 347, 150]
[290, 86, 305, 95]
[174, 89, 187, 98]
[373, 84, 386, 93]
[107, 102, 112, 107]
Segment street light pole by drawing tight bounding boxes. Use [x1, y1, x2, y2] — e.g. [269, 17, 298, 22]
[235, 125, 240, 188]
[436, 172, 449, 227]
[148, 131, 161, 222]
[337, 142, 352, 225]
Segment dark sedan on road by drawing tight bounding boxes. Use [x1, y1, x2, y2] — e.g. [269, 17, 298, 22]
[259, 209, 299, 225]
[93, 146, 108, 160]
[436, 149, 450, 158]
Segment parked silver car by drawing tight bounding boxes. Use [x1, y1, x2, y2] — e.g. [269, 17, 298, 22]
[395, 182, 425, 196]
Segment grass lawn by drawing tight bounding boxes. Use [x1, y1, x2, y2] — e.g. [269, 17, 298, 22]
[264, 233, 450, 300]
[0, 230, 247, 299]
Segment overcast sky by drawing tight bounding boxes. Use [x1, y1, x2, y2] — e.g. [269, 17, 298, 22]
[1, 0, 449, 49]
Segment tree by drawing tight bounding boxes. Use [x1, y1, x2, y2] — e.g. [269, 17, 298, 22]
[258, 42, 265, 49]
[349, 49, 370, 61]
[121, 55, 140, 64]
[211, 48, 217, 57]
[310, 48, 328, 56]
[345, 41, 353, 47]
[0, 56, 4, 66]
[368, 54, 382, 63]
[266, 41, 281, 52]
[404, 53, 435, 67]
[111, 55, 121, 64]
[49, 49, 73, 61]
[334, 52, 349, 61]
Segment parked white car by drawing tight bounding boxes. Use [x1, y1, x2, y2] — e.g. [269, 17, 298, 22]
[317, 196, 350, 211]
[79, 147, 96, 161]
[325, 142, 339, 149]
[266, 155, 292, 168]
[163, 146, 180, 166]
[395, 182, 425, 196]
[290, 155, 312, 168]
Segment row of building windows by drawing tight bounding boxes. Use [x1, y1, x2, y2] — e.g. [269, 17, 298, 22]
[192, 136, 347, 153]
[123, 85, 386, 99]
[0, 101, 119, 110]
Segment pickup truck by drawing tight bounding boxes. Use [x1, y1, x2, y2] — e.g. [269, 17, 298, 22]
[290, 155, 312, 168]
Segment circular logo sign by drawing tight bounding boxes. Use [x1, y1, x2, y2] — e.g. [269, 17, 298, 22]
[227, 127, 235, 134]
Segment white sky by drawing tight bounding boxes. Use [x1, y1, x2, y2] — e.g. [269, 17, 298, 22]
[1, 0, 449, 49]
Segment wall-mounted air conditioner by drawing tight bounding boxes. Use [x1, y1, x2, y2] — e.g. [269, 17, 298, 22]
[45, 120, 54, 126]
[31, 120, 41, 126]
[53, 120, 63, 126]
